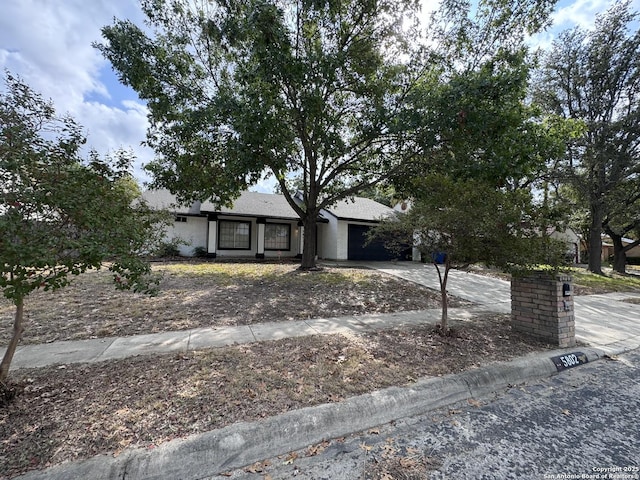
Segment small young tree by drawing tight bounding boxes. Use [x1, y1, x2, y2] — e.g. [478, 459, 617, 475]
[0, 74, 167, 383]
[373, 175, 567, 332]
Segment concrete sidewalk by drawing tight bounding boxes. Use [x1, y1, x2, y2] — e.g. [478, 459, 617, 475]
[10, 262, 640, 480]
[8, 262, 639, 370]
[6, 304, 501, 370]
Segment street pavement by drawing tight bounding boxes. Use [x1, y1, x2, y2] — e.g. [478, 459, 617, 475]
[10, 262, 640, 480]
[219, 348, 640, 480]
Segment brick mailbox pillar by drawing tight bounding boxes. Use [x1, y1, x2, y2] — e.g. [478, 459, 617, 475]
[511, 272, 575, 348]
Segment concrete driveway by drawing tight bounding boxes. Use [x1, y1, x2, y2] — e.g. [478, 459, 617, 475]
[362, 261, 640, 352]
[368, 262, 512, 308]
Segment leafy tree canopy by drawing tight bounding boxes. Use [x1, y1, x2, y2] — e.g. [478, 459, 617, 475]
[97, 0, 573, 270]
[535, 0, 640, 274]
[400, 0, 576, 191]
[0, 73, 168, 382]
[97, 0, 423, 267]
[370, 0, 579, 330]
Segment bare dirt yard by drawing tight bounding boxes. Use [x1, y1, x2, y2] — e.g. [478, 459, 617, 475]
[1, 261, 556, 479]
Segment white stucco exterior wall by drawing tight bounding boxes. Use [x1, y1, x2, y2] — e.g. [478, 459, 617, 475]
[169, 215, 300, 258]
[166, 216, 208, 256]
[550, 229, 581, 263]
[318, 217, 339, 260]
[318, 216, 381, 261]
[335, 220, 350, 260]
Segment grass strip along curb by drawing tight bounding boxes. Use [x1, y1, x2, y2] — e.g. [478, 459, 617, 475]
[16, 346, 614, 480]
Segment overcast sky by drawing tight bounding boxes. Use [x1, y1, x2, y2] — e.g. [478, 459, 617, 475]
[1, 0, 638, 191]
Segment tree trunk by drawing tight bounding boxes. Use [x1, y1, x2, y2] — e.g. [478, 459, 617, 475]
[434, 255, 450, 332]
[300, 215, 318, 270]
[610, 232, 627, 274]
[588, 202, 604, 275]
[0, 297, 24, 383]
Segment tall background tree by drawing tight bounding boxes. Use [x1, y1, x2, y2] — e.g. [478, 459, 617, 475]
[0, 74, 167, 383]
[97, 0, 422, 269]
[535, 1, 640, 274]
[371, 0, 573, 331]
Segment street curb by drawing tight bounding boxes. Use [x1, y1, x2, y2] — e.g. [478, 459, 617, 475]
[18, 344, 636, 480]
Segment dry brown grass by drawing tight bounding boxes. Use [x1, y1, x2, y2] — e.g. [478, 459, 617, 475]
[1, 315, 553, 478]
[0, 262, 469, 345]
[0, 262, 554, 478]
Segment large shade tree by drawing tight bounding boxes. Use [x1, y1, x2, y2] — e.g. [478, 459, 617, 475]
[97, 0, 422, 269]
[535, 1, 640, 274]
[97, 0, 564, 269]
[0, 74, 166, 383]
[403, 0, 566, 185]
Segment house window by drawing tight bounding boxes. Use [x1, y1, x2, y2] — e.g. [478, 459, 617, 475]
[175, 216, 187, 223]
[265, 223, 291, 251]
[218, 220, 251, 250]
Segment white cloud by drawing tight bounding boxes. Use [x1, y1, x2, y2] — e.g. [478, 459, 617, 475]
[529, 0, 640, 52]
[79, 100, 153, 183]
[0, 0, 152, 182]
[2, 0, 640, 188]
[553, 0, 614, 30]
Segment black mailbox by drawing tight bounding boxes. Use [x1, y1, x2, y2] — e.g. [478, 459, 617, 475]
[562, 283, 571, 297]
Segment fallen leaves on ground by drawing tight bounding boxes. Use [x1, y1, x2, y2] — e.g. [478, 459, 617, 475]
[363, 437, 442, 480]
[244, 460, 271, 474]
[0, 315, 555, 478]
[306, 441, 330, 457]
[0, 263, 471, 345]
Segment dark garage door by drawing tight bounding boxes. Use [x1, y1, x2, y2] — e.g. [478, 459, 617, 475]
[347, 224, 409, 261]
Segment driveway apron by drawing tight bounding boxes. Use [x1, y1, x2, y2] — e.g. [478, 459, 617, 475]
[361, 261, 640, 351]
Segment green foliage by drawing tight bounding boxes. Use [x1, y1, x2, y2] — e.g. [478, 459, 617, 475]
[96, 0, 567, 270]
[372, 172, 568, 332]
[569, 268, 640, 292]
[535, 1, 640, 273]
[356, 183, 398, 208]
[404, 54, 578, 193]
[374, 0, 575, 330]
[155, 239, 184, 258]
[0, 74, 168, 302]
[429, 0, 558, 63]
[375, 174, 568, 272]
[96, 0, 422, 267]
[192, 246, 208, 258]
[0, 73, 172, 381]
[97, 0, 419, 204]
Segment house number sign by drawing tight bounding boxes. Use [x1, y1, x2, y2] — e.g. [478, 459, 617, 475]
[550, 352, 588, 372]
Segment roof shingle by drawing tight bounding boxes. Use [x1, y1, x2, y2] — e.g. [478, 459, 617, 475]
[142, 189, 393, 222]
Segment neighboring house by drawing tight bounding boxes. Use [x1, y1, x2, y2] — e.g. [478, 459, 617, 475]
[549, 227, 582, 264]
[629, 244, 640, 259]
[601, 236, 640, 261]
[143, 189, 406, 261]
